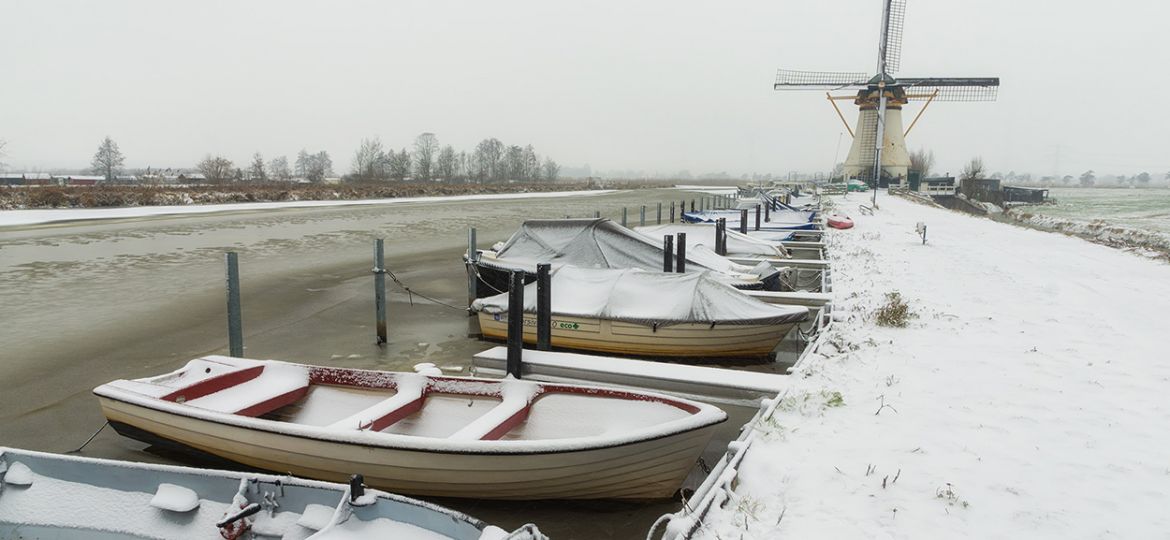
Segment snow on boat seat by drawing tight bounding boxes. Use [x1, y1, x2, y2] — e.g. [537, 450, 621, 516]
[447, 380, 540, 441]
[157, 356, 310, 417]
[326, 375, 428, 431]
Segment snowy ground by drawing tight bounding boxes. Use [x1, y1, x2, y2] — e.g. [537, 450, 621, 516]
[697, 195, 1170, 539]
[0, 189, 614, 227]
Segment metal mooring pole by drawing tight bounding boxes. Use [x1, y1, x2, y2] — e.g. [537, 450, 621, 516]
[713, 219, 722, 255]
[656, 202, 662, 224]
[621, 207, 627, 227]
[739, 209, 749, 234]
[374, 239, 387, 344]
[676, 233, 687, 273]
[755, 205, 762, 231]
[765, 201, 771, 222]
[466, 228, 478, 309]
[225, 252, 244, 357]
[663, 235, 674, 272]
[536, 264, 552, 351]
[506, 271, 525, 378]
[639, 205, 646, 227]
[594, 210, 600, 219]
[669, 201, 676, 223]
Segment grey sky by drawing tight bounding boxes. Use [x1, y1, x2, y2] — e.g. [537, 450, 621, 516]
[1, 0, 1167, 178]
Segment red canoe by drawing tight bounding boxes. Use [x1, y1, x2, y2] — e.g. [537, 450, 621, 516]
[827, 214, 854, 230]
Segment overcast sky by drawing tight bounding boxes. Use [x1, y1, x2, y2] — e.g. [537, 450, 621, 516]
[2, 0, 1167, 178]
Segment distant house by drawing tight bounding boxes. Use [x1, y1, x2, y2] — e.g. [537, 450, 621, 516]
[1002, 186, 1049, 205]
[0, 173, 53, 186]
[57, 175, 105, 186]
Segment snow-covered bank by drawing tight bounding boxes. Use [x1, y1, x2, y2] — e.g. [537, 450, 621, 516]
[697, 195, 1170, 539]
[1005, 208, 1170, 261]
[0, 189, 614, 228]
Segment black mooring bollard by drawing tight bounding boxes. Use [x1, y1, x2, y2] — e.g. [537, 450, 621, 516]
[690, 199, 695, 212]
[755, 205, 761, 231]
[718, 218, 728, 256]
[739, 209, 748, 234]
[225, 252, 244, 357]
[506, 271, 525, 378]
[536, 263, 551, 351]
[621, 207, 627, 227]
[656, 202, 662, 224]
[669, 201, 676, 223]
[676, 233, 687, 273]
[765, 202, 771, 222]
[594, 210, 601, 219]
[663, 235, 674, 272]
[374, 239, 387, 344]
[713, 218, 722, 255]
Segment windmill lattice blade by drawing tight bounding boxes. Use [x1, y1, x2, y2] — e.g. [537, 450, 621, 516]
[900, 77, 1000, 101]
[884, 0, 906, 72]
[774, 69, 870, 90]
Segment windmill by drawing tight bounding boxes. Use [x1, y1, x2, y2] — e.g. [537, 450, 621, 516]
[773, 0, 999, 198]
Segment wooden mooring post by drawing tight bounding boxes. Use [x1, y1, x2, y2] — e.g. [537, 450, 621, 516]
[536, 263, 552, 351]
[663, 235, 674, 272]
[373, 239, 387, 344]
[669, 201, 676, 223]
[621, 207, 628, 227]
[656, 202, 662, 224]
[755, 205, 761, 231]
[639, 205, 646, 227]
[225, 252, 244, 357]
[739, 209, 749, 234]
[675, 233, 686, 273]
[506, 271, 525, 378]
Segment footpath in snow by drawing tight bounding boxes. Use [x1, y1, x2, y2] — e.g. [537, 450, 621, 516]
[0, 189, 614, 228]
[699, 195, 1170, 539]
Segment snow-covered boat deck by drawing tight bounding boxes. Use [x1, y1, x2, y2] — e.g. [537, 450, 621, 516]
[670, 194, 1170, 538]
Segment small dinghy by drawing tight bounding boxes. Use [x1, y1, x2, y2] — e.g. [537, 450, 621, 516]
[94, 357, 726, 500]
[472, 267, 809, 359]
[826, 214, 854, 230]
[0, 447, 543, 540]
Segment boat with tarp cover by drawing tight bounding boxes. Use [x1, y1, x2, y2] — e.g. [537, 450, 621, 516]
[472, 267, 809, 359]
[466, 218, 785, 298]
[93, 356, 726, 500]
[0, 446, 543, 540]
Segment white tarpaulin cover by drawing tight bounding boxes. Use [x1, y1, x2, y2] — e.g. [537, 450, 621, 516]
[635, 224, 790, 258]
[484, 218, 767, 278]
[472, 266, 808, 327]
[683, 209, 817, 226]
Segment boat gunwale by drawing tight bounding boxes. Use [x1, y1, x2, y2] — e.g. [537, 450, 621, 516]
[93, 359, 728, 457]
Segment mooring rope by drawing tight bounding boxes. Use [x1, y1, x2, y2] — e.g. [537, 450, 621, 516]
[382, 268, 470, 312]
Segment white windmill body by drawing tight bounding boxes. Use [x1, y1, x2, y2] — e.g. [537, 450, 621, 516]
[774, 0, 999, 191]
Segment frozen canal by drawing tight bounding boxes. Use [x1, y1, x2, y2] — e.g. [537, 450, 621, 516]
[0, 188, 789, 538]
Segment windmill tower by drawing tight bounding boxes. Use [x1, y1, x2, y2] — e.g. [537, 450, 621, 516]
[774, 0, 999, 189]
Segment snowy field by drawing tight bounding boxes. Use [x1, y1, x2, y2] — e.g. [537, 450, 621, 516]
[0, 189, 614, 227]
[698, 195, 1170, 539]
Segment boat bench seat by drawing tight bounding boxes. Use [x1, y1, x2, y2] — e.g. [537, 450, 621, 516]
[327, 384, 426, 431]
[183, 363, 310, 417]
[448, 395, 533, 441]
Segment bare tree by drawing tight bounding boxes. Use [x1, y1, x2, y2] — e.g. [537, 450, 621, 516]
[960, 156, 985, 181]
[0, 139, 7, 170]
[249, 152, 267, 182]
[1136, 172, 1151, 186]
[197, 155, 235, 184]
[503, 145, 524, 181]
[268, 156, 291, 181]
[909, 148, 935, 178]
[523, 145, 540, 182]
[389, 148, 411, 180]
[1079, 170, 1095, 187]
[435, 145, 457, 182]
[351, 138, 388, 181]
[456, 151, 469, 182]
[91, 136, 126, 181]
[474, 138, 504, 182]
[294, 150, 311, 179]
[413, 133, 439, 181]
[312, 151, 333, 182]
[830, 162, 845, 180]
[542, 158, 560, 182]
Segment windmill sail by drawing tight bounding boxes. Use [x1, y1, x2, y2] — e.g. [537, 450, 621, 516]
[899, 77, 1000, 101]
[774, 70, 869, 90]
[881, 0, 906, 73]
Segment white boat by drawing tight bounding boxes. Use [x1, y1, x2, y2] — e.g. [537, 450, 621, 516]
[635, 223, 790, 259]
[0, 446, 543, 540]
[93, 356, 726, 500]
[471, 267, 809, 359]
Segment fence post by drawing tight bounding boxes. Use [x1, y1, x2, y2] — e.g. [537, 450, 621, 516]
[506, 271, 525, 378]
[676, 233, 687, 273]
[225, 252, 244, 357]
[536, 263, 552, 351]
[374, 239, 387, 344]
[466, 228, 478, 309]
[663, 235, 674, 272]
[739, 209, 748, 234]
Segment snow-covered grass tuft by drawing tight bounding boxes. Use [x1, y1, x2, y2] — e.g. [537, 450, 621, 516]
[873, 291, 915, 327]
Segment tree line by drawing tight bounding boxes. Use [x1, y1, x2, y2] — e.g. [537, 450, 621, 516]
[350, 132, 559, 183]
[53, 134, 560, 185]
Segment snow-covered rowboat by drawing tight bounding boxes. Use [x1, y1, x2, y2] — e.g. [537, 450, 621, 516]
[93, 356, 726, 500]
[471, 267, 809, 359]
[827, 214, 854, 230]
[0, 446, 543, 540]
